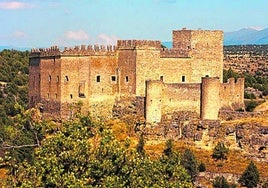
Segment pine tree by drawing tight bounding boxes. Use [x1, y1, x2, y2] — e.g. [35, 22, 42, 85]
[239, 161, 260, 188]
[182, 149, 199, 182]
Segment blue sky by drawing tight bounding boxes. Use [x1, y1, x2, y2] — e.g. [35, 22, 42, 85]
[1, 0, 268, 48]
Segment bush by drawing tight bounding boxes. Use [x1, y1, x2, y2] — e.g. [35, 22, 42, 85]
[245, 100, 258, 112]
[213, 176, 230, 188]
[212, 142, 229, 160]
[198, 162, 206, 172]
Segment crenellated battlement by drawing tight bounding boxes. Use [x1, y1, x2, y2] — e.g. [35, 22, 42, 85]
[30, 44, 117, 58]
[30, 46, 61, 58]
[117, 40, 161, 50]
[160, 48, 190, 58]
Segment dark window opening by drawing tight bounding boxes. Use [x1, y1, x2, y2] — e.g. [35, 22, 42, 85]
[65, 76, 69, 81]
[111, 75, 116, 82]
[49, 75, 51, 82]
[206, 75, 209, 77]
[57, 76, 59, 82]
[47, 93, 50, 99]
[160, 76, 164, 81]
[125, 76, 129, 82]
[55, 94, 57, 99]
[70, 94, 73, 99]
[96, 75, 101, 82]
[182, 76, 185, 82]
[79, 82, 86, 98]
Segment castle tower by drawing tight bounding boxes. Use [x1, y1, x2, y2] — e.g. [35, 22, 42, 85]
[201, 77, 220, 120]
[145, 80, 163, 123]
[173, 29, 224, 82]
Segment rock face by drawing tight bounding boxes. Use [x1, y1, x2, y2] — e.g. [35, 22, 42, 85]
[142, 110, 268, 161]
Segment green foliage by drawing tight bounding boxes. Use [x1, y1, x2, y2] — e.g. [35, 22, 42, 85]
[212, 142, 229, 160]
[136, 133, 145, 156]
[181, 149, 199, 182]
[163, 139, 173, 157]
[223, 68, 240, 83]
[0, 50, 29, 127]
[244, 92, 256, 99]
[4, 116, 193, 187]
[239, 161, 260, 188]
[223, 68, 268, 96]
[198, 162, 206, 172]
[213, 176, 237, 188]
[245, 100, 258, 112]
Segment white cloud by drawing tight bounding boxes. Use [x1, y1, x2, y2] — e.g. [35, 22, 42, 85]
[0, 1, 34, 10]
[13, 31, 26, 38]
[64, 30, 89, 41]
[97, 34, 119, 45]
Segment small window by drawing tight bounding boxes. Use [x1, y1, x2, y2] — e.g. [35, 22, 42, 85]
[70, 94, 73, 99]
[49, 75, 51, 82]
[47, 93, 50, 99]
[160, 76, 164, 81]
[206, 75, 209, 77]
[55, 93, 57, 99]
[96, 75, 101, 82]
[56, 76, 59, 82]
[182, 76, 185, 82]
[111, 75, 116, 82]
[65, 76, 69, 81]
[125, 76, 129, 82]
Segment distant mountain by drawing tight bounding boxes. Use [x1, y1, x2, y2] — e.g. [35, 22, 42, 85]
[224, 28, 268, 45]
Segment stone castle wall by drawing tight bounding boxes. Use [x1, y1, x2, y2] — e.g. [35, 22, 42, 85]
[29, 29, 243, 122]
[145, 77, 244, 123]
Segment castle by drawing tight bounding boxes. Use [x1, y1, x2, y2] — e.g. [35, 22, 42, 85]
[29, 29, 244, 123]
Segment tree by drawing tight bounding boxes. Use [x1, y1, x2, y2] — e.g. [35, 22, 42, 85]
[163, 139, 173, 157]
[181, 149, 199, 182]
[239, 161, 260, 188]
[136, 133, 145, 156]
[4, 115, 193, 187]
[212, 142, 229, 160]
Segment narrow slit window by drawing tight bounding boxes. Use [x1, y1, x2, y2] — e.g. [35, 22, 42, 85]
[49, 75, 51, 82]
[70, 94, 73, 99]
[111, 75, 116, 82]
[57, 76, 60, 82]
[182, 76, 185, 82]
[125, 76, 129, 82]
[65, 76, 69, 81]
[160, 76, 164, 81]
[96, 75, 101, 82]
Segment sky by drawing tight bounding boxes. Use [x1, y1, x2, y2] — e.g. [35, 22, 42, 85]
[1, 0, 268, 48]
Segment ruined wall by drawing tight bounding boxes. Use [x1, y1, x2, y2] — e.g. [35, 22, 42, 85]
[220, 78, 245, 110]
